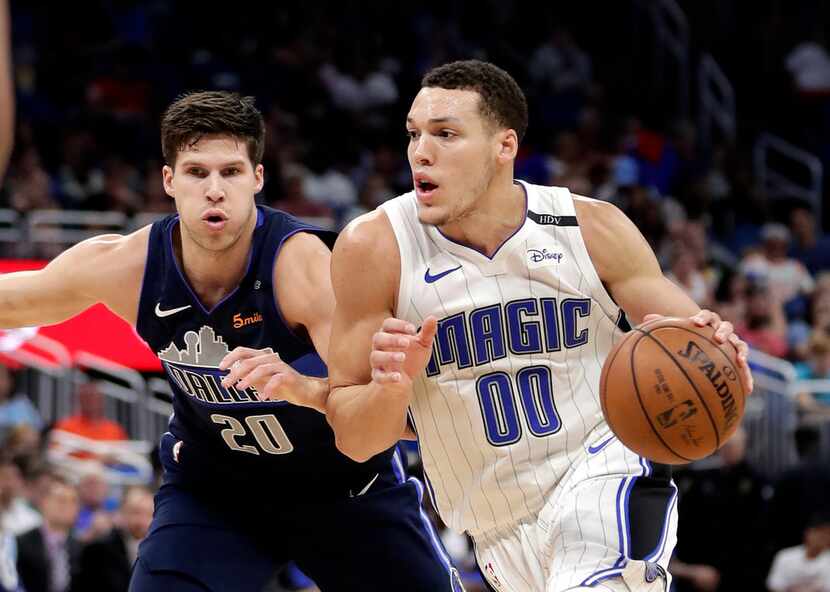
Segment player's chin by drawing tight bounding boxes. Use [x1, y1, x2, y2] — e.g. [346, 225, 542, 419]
[416, 204, 450, 226]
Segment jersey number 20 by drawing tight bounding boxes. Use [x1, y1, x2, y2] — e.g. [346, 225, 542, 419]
[476, 365, 561, 446]
[211, 414, 294, 455]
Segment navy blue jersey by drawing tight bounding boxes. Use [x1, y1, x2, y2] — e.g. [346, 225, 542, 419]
[136, 206, 389, 501]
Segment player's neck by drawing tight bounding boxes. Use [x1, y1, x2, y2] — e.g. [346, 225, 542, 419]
[176, 218, 256, 309]
[439, 178, 525, 258]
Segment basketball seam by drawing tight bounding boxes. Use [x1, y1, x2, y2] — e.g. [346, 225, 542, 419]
[630, 330, 693, 462]
[637, 326, 722, 450]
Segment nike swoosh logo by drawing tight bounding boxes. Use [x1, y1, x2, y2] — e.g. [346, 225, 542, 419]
[155, 303, 192, 318]
[587, 435, 616, 454]
[424, 265, 462, 284]
[350, 473, 379, 497]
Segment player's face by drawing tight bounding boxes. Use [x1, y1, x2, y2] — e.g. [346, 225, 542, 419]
[406, 88, 504, 226]
[162, 135, 263, 253]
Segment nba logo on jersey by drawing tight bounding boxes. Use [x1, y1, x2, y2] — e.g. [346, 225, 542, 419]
[484, 563, 503, 590]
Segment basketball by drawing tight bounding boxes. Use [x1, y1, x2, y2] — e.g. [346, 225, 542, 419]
[599, 317, 749, 464]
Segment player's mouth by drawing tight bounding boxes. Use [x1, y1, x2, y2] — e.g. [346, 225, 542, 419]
[201, 209, 228, 231]
[414, 174, 439, 203]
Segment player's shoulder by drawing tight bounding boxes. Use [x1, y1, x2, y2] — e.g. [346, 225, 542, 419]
[336, 202, 399, 255]
[571, 194, 634, 243]
[65, 226, 150, 273]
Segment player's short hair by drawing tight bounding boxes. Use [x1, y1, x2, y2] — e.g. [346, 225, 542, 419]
[422, 60, 528, 143]
[161, 91, 266, 167]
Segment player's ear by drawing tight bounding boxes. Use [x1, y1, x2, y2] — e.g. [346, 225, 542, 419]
[162, 165, 175, 197]
[254, 164, 264, 193]
[496, 129, 519, 164]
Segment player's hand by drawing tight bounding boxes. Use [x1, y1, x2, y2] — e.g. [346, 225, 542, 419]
[219, 347, 322, 411]
[643, 310, 754, 394]
[370, 316, 438, 390]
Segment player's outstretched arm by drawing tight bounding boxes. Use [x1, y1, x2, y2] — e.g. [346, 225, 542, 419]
[0, 0, 14, 179]
[575, 196, 752, 391]
[326, 211, 417, 462]
[0, 229, 148, 329]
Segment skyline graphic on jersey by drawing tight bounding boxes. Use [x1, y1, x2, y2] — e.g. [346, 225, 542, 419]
[158, 325, 230, 368]
[157, 326, 264, 405]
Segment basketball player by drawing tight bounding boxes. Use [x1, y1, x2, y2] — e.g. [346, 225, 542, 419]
[322, 61, 753, 592]
[0, 91, 461, 591]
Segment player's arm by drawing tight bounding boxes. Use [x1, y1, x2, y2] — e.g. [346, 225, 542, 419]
[0, 0, 14, 179]
[576, 197, 752, 390]
[575, 197, 700, 325]
[219, 232, 333, 413]
[0, 229, 147, 329]
[325, 211, 417, 462]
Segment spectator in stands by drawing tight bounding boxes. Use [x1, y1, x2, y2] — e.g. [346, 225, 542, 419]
[0, 459, 22, 592]
[5, 147, 57, 212]
[768, 426, 830, 553]
[734, 275, 789, 358]
[0, 458, 40, 537]
[74, 485, 154, 592]
[318, 53, 399, 113]
[73, 465, 116, 543]
[16, 477, 79, 592]
[55, 130, 104, 210]
[665, 241, 713, 307]
[794, 332, 830, 420]
[789, 204, 830, 275]
[4, 426, 41, 462]
[529, 28, 593, 129]
[85, 157, 143, 215]
[20, 464, 55, 519]
[811, 273, 830, 334]
[767, 511, 830, 592]
[52, 382, 127, 443]
[0, 0, 12, 182]
[140, 160, 175, 214]
[785, 38, 830, 96]
[713, 269, 748, 327]
[671, 427, 772, 591]
[0, 365, 43, 444]
[273, 172, 334, 221]
[742, 223, 814, 313]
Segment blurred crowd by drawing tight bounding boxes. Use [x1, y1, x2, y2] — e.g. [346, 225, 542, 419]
[0, 364, 155, 592]
[2, 1, 830, 591]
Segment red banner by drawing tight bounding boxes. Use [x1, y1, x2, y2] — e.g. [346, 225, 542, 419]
[0, 260, 161, 371]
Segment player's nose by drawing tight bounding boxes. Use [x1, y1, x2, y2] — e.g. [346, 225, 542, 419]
[205, 172, 225, 201]
[411, 136, 435, 166]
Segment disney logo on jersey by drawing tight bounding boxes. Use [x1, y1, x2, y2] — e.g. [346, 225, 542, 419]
[233, 311, 263, 329]
[158, 326, 262, 405]
[526, 246, 563, 269]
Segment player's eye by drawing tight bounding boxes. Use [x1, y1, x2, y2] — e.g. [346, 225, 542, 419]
[223, 167, 240, 176]
[438, 130, 455, 139]
[188, 168, 207, 177]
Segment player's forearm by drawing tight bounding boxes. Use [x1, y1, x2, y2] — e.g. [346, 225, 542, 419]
[326, 382, 410, 462]
[0, 271, 89, 328]
[297, 376, 329, 414]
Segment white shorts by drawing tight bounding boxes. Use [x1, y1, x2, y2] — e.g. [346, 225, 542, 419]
[472, 436, 677, 592]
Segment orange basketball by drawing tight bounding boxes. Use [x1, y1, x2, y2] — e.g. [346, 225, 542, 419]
[599, 317, 749, 464]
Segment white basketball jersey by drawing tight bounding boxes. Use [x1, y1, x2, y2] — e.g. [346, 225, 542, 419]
[380, 181, 628, 537]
